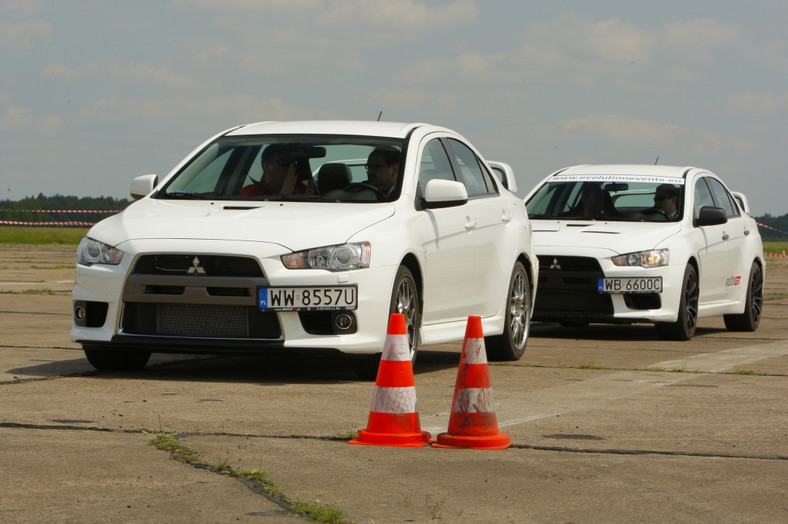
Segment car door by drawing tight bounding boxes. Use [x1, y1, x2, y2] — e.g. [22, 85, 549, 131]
[444, 137, 512, 317]
[416, 137, 477, 323]
[694, 176, 747, 304]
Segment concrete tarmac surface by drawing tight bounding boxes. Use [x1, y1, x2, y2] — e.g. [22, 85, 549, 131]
[1, 244, 786, 523]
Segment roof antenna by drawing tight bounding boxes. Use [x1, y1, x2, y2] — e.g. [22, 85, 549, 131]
[377, 111, 383, 121]
[654, 156, 659, 165]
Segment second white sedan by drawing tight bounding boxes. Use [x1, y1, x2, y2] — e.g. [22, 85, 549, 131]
[524, 164, 764, 340]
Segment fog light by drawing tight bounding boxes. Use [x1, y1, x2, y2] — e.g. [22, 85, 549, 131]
[74, 304, 87, 324]
[334, 313, 354, 331]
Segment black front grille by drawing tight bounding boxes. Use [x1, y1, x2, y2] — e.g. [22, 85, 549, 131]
[535, 255, 613, 320]
[121, 303, 280, 339]
[134, 255, 263, 277]
[121, 253, 278, 340]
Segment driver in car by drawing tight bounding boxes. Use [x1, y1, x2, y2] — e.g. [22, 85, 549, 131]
[653, 184, 680, 219]
[241, 144, 315, 196]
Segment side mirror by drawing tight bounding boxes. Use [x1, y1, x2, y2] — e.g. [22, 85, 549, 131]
[423, 179, 468, 209]
[695, 206, 727, 227]
[487, 160, 517, 192]
[731, 191, 750, 214]
[130, 174, 158, 200]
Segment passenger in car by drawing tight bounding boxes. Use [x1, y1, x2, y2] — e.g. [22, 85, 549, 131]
[325, 147, 400, 201]
[240, 144, 315, 196]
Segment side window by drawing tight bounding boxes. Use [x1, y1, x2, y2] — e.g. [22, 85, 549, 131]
[418, 139, 455, 193]
[446, 138, 497, 197]
[693, 178, 715, 220]
[706, 177, 740, 218]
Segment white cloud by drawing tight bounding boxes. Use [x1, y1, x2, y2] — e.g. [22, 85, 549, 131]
[559, 113, 682, 144]
[87, 94, 329, 123]
[0, 105, 60, 135]
[42, 62, 199, 90]
[727, 91, 788, 115]
[662, 19, 741, 61]
[0, 17, 51, 49]
[551, 113, 756, 156]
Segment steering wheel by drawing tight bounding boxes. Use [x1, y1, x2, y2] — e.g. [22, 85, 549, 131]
[640, 207, 669, 221]
[343, 182, 386, 200]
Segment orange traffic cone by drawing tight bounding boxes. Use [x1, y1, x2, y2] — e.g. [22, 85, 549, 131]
[349, 313, 430, 447]
[433, 316, 511, 450]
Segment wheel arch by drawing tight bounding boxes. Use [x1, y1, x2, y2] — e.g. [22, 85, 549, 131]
[400, 253, 424, 313]
[517, 252, 537, 310]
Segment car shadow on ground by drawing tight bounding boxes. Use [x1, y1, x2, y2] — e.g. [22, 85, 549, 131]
[530, 321, 727, 341]
[8, 350, 461, 385]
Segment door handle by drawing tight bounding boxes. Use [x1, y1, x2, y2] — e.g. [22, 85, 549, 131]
[722, 233, 729, 241]
[465, 220, 477, 230]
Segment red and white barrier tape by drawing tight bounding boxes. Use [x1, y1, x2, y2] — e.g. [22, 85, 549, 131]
[5, 209, 121, 214]
[0, 220, 95, 226]
[757, 222, 788, 236]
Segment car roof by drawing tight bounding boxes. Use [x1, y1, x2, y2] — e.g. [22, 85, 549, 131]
[225, 120, 441, 139]
[552, 164, 700, 179]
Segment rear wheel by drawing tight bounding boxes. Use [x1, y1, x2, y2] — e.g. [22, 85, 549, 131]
[83, 347, 151, 371]
[486, 261, 531, 361]
[724, 262, 763, 331]
[655, 264, 698, 341]
[352, 265, 421, 380]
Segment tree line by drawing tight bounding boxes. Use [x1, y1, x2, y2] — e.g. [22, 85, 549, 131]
[1, 194, 787, 239]
[0, 194, 132, 224]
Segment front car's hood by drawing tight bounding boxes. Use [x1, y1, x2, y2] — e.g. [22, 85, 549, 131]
[531, 220, 683, 256]
[88, 199, 395, 252]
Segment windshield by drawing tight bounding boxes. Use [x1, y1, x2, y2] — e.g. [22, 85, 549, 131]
[156, 135, 405, 202]
[526, 175, 685, 222]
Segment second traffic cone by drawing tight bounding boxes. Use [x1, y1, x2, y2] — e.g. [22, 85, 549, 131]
[349, 313, 430, 447]
[433, 316, 511, 450]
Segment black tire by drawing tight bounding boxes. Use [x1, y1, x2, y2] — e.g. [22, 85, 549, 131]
[83, 347, 151, 371]
[655, 264, 699, 341]
[486, 261, 531, 361]
[353, 265, 421, 380]
[724, 262, 763, 331]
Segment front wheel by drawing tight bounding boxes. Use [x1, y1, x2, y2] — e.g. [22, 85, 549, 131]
[724, 262, 763, 331]
[83, 346, 151, 371]
[486, 261, 531, 361]
[655, 264, 699, 341]
[352, 265, 421, 380]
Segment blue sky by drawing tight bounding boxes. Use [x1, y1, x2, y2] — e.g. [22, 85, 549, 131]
[2, 0, 787, 215]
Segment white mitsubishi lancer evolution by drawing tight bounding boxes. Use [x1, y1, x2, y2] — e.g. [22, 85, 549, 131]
[524, 164, 764, 340]
[70, 121, 538, 378]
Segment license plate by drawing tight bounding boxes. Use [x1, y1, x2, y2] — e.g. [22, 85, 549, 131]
[258, 286, 357, 311]
[598, 277, 662, 294]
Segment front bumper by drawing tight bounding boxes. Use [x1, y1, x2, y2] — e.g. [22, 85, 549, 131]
[533, 253, 683, 324]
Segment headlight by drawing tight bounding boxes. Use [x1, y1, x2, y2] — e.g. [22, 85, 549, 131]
[77, 237, 124, 265]
[612, 249, 669, 268]
[281, 242, 371, 271]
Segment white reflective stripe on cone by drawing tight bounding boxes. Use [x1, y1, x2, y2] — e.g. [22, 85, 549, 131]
[453, 387, 495, 413]
[370, 386, 418, 414]
[382, 334, 411, 361]
[463, 337, 488, 364]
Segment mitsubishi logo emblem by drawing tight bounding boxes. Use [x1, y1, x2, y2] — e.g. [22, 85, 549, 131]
[549, 257, 562, 270]
[187, 256, 206, 274]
